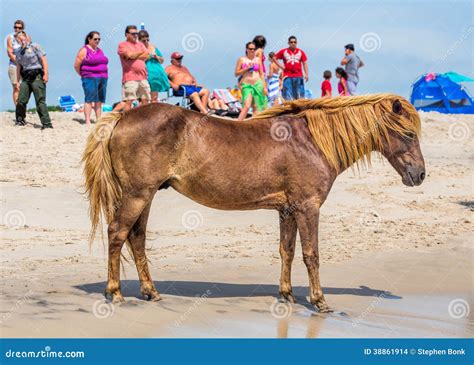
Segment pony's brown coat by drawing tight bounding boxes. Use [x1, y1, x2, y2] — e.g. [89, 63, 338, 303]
[82, 94, 426, 311]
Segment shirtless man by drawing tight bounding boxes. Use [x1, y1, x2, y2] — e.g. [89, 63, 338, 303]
[165, 52, 209, 114]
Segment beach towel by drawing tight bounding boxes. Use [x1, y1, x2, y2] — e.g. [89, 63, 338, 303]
[241, 79, 267, 112]
[267, 74, 280, 100]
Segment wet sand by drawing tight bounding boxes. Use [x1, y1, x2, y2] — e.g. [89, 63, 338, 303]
[0, 110, 472, 338]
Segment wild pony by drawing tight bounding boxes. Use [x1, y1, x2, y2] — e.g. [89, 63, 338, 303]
[83, 93, 425, 312]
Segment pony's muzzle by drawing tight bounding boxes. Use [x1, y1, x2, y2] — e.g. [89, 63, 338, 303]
[419, 171, 426, 182]
[404, 165, 426, 186]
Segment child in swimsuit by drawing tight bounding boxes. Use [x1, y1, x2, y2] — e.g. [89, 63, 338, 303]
[267, 52, 283, 106]
[335, 67, 349, 96]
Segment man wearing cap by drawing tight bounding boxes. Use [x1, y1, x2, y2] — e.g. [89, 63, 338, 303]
[341, 43, 364, 95]
[165, 52, 209, 114]
[14, 31, 53, 129]
[117, 25, 151, 111]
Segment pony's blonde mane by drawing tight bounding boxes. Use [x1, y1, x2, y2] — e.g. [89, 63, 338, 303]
[254, 93, 421, 171]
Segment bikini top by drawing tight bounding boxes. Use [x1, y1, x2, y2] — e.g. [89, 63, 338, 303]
[242, 60, 260, 72]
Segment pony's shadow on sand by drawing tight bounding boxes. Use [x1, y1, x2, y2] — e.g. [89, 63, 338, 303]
[458, 200, 474, 210]
[76, 281, 402, 307]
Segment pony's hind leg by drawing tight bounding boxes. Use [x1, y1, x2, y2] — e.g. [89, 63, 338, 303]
[278, 211, 297, 303]
[128, 201, 162, 301]
[106, 193, 152, 303]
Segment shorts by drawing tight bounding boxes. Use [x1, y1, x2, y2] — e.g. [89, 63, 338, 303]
[346, 79, 358, 95]
[123, 79, 151, 101]
[82, 77, 108, 103]
[8, 65, 18, 84]
[282, 77, 305, 101]
[173, 84, 202, 97]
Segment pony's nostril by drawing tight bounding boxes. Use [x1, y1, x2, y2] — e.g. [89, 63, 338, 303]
[420, 172, 425, 181]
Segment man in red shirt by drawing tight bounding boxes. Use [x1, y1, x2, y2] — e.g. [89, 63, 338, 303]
[117, 25, 151, 111]
[271, 36, 309, 100]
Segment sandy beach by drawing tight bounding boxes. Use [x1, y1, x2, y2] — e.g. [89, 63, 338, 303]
[0, 110, 472, 338]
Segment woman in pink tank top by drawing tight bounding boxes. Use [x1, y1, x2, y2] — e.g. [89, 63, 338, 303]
[74, 31, 109, 125]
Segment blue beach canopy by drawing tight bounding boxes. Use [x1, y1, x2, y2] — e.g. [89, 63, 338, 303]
[410, 73, 474, 114]
[442, 71, 474, 83]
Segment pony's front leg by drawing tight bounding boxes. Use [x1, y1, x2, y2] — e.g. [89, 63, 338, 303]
[278, 211, 297, 303]
[128, 201, 162, 302]
[295, 200, 332, 313]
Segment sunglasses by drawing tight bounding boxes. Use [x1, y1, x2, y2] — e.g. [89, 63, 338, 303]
[14, 26, 23, 30]
[289, 41, 297, 44]
[93, 38, 101, 41]
[140, 37, 149, 41]
[247, 47, 256, 50]
[129, 32, 139, 36]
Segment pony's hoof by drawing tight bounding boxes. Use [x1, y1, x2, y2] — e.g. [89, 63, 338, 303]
[112, 294, 125, 304]
[104, 291, 112, 302]
[104, 291, 125, 304]
[279, 292, 296, 304]
[143, 292, 162, 302]
[317, 304, 333, 313]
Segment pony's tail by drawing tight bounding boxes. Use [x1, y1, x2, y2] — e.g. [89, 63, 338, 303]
[82, 112, 123, 247]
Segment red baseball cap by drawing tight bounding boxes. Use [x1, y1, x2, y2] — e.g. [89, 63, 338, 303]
[171, 52, 184, 59]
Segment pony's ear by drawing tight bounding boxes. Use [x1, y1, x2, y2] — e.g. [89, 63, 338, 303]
[392, 99, 403, 115]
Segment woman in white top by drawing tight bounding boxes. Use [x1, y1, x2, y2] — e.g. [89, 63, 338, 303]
[6, 20, 26, 104]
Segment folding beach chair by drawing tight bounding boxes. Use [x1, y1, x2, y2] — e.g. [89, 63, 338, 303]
[58, 95, 76, 112]
[167, 86, 195, 109]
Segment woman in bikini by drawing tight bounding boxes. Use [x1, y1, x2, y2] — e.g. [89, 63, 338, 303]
[234, 41, 267, 121]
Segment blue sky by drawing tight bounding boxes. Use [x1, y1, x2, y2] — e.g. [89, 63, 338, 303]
[1, 0, 472, 110]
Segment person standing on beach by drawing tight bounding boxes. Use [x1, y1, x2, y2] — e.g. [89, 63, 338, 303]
[335, 67, 349, 96]
[273, 36, 308, 101]
[117, 25, 151, 111]
[6, 20, 25, 105]
[253, 35, 267, 77]
[340, 43, 364, 95]
[234, 41, 267, 120]
[14, 31, 52, 129]
[267, 51, 283, 106]
[321, 70, 332, 97]
[74, 31, 109, 125]
[138, 30, 170, 102]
